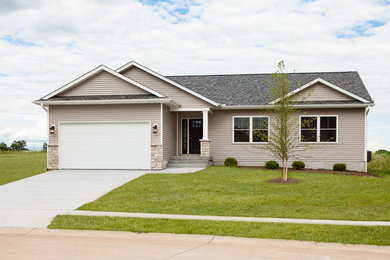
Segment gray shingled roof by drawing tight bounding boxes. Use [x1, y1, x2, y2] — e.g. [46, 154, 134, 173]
[39, 94, 160, 101]
[167, 72, 373, 106]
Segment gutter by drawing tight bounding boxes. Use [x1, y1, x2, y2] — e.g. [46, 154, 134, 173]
[32, 98, 180, 107]
[219, 103, 375, 110]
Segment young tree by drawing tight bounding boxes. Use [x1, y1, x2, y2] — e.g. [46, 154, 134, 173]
[42, 142, 47, 151]
[259, 61, 307, 181]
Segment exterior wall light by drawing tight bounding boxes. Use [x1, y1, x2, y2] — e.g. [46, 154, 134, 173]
[152, 124, 158, 133]
[49, 125, 56, 134]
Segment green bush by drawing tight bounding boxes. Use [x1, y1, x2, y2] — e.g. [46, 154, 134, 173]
[224, 157, 238, 167]
[265, 160, 279, 169]
[375, 149, 390, 156]
[292, 161, 305, 170]
[333, 163, 346, 171]
[368, 153, 390, 176]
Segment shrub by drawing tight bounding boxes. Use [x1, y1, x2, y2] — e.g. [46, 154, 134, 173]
[375, 149, 390, 156]
[292, 161, 305, 170]
[224, 157, 238, 167]
[265, 160, 279, 169]
[368, 153, 390, 176]
[333, 163, 346, 171]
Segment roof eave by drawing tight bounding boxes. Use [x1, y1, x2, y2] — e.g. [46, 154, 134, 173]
[32, 98, 180, 107]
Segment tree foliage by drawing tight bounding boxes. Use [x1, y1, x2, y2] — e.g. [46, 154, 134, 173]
[0, 142, 8, 151]
[9, 140, 28, 151]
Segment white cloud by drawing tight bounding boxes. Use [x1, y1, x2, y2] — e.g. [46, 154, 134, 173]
[0, 0, 390, 149]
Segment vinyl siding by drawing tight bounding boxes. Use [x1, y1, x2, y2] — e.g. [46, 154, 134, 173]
[60, 71, 150, 96]
[122, 67, 212, 108]
[48, 104, 161, 146]
[162, 105, 177, 161]
[209, 108, 365, 164]
[292, 83, 355, 101]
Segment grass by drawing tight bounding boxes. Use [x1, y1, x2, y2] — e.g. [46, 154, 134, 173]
[0, 151, 47, 185]
[368, 153, 390, 176]
[79, 166, 390, 221]
[49, 215, 390, 245]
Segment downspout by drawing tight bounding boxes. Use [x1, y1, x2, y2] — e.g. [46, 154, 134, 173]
[40, 102, 49, 170]
[40, 103, 48, 112]
[364, 107, 370, 172]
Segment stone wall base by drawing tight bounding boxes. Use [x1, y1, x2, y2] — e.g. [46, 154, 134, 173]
[200, 139, 211, 157]
[151, 145, 164, 170]
[47, 144, 59, 169]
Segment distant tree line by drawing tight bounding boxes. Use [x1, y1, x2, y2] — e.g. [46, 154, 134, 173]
[0, 140, 47, 152]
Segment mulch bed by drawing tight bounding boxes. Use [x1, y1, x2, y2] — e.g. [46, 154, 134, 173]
[265, 178, 302, 184]
[239, 166, 381, 178]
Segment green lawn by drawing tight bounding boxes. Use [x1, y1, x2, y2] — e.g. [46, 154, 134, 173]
[79, 166, 390, 221]
[0, 151, 47, 185]
[49, 215, 390, 245]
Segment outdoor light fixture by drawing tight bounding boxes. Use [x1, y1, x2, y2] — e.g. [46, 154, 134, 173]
[152, 124, 158, 133]
[49, 125, 56, 134]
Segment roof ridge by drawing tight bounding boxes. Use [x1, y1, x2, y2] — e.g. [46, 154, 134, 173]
[166, 71, 358, 77]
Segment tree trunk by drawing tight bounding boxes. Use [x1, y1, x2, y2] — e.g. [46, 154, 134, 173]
[283, 159, 288, 181]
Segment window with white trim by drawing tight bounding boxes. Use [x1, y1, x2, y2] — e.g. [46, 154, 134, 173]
[233, 116, 268, 143]
[300, 116, 337, 143]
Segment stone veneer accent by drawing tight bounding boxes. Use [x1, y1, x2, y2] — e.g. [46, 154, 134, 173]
[151, 145, 164, 170]
[47, 144, 58, 169]
[200, 140, 211, 157]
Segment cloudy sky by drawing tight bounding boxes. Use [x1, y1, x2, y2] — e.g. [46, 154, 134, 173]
[0, 0, 389, 151]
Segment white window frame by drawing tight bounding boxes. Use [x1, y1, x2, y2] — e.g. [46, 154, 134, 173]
[232, 116, 269, 144]
[299, 115, 338, 144]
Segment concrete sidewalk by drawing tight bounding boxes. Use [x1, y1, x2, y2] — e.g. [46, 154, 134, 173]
[69, 210, 390, 226]
[0, 228, 389, 260]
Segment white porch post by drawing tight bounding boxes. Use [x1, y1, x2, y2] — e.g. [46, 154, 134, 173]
[202, 110, 209, 140]
[200, 110, 210, 158]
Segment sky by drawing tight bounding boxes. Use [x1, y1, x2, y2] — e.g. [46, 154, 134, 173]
[0, 0, 389, 151]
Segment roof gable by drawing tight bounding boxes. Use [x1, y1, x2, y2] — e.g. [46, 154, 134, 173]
[117, 61, 220, 107]
[271, 78, 370, 104]
[59, 70, 151, 97]
[42, 65, 165, 99]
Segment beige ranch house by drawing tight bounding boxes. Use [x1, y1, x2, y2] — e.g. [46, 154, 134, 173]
[34, 61, 374, 172]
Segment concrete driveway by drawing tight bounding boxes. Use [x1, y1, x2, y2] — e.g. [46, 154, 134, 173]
[0, 168, 201, 228]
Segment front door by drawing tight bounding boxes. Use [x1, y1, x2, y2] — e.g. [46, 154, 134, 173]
[182, 118, 203, 154]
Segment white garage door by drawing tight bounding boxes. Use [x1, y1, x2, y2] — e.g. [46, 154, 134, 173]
[59, 122, 151, 169]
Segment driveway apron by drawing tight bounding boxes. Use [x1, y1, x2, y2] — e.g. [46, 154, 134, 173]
[0, 170, 146, 228]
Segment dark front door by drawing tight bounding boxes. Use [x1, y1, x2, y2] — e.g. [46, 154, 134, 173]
[189, 119, 203, 154]
[182, 118, 203, 154]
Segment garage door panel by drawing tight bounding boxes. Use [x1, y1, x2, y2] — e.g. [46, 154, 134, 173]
[59, 122, 151, 169]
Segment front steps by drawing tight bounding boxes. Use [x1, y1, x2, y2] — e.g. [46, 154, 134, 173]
[168, 155, 211, 168]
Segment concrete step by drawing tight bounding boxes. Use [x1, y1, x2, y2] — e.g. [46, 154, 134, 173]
[168, 155, 211, 168]
[169, 159, 208, 164]
[170, 155, 206, 160]
[168, 162, 209, 168]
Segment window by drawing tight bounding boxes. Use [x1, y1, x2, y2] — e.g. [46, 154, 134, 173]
[253, 117, 268, 142]
[234, 117, 250, 142]
[300, 116, 337, 143]
[233, 116, 268, 143]
[301, 117, 317, 142]
[320, 117, 337, 142]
